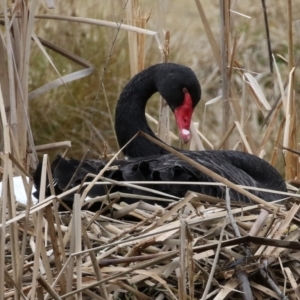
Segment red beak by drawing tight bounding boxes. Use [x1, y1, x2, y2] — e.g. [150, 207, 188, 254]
[174, 92, 193, 143]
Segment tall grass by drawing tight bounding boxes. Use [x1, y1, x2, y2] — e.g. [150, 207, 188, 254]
[26, 1, 298, 168]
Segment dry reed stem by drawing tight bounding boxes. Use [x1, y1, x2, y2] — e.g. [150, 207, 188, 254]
[244, 72, 272, 111]
[270, 117, 285, 167]
[229, 86, 256, 152]
[28, 35, 94, 102]
[283, 67, 296, 180]
[201, 217, 227, 300]
[81, 226, 109, 298]
[234, 121, 253, 154]
[127, 0, 139, 77]
[35, 14, 163, 48]
[220, 0, 231, 149]
[74, 193, 83, 299]
[178, 218, 187, 300]
[157, 30, 171, 144]
[1, 91, 22, 298]
[194, 0, 221, 69]
[250, 281, 280, 299]
[236, 267, 253, 300]
[189, 122, 205, 151]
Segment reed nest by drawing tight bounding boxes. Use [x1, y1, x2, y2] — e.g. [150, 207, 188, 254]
[3, 182, 300, 299]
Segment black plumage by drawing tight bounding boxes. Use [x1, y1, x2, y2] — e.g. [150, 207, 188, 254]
[33, 63, 286, 209]
[115, 63, 201, 157]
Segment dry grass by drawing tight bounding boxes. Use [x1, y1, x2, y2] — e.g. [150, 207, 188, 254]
[3, 184, 300, 299]
[1, 0, 300, 299]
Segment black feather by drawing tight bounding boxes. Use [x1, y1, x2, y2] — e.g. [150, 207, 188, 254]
[33, 63, 286, 210]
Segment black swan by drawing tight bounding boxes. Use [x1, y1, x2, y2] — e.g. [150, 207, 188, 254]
[33, 63, 286, 207]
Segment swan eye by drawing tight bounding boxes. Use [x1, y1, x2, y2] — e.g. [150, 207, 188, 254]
[182, 87, 188, 94]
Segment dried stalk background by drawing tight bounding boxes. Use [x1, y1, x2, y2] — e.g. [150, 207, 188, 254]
[0, 0, 300, 299]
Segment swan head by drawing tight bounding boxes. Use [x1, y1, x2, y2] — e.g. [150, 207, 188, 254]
[156, 63, 201, 143]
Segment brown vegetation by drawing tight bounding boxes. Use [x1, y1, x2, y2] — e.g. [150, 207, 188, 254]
[0, 0, 300, 299]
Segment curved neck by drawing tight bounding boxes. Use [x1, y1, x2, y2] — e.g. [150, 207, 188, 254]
[115, 66, 168, 158]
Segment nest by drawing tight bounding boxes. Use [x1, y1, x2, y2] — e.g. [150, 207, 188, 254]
[3, 182, 300, 299]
